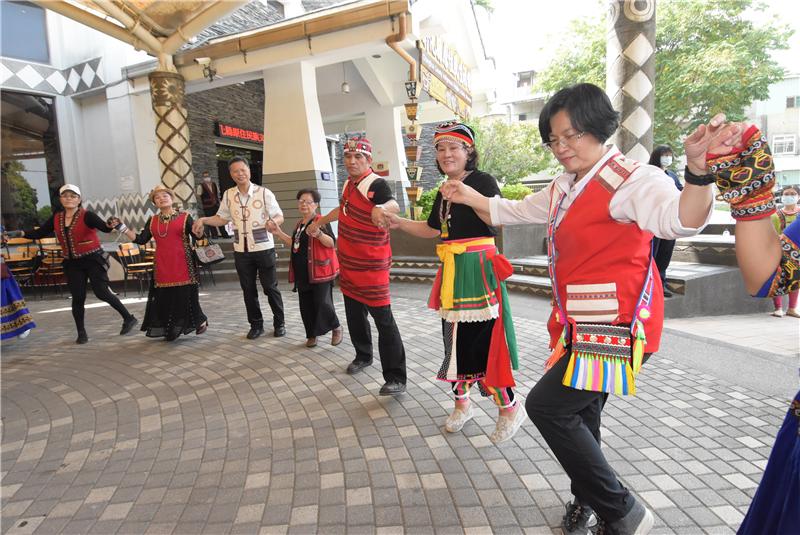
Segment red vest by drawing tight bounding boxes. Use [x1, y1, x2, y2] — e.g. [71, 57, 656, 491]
[54, 209, 102, 259]
[338, 171, 392, 306]
[548, 154, 664, 353]
[288, 215, 339, 285]
[150, 212, 195, 287]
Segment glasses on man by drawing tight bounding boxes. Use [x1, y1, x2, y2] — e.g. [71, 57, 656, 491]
[542, 131, 585, 150]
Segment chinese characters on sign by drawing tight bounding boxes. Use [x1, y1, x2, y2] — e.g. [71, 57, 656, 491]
[214, 121, 264, 143]
[417, 36, 472, 118]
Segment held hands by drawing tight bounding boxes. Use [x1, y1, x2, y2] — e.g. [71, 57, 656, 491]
[439, 179, 478, 206]
[191, 218, 205, 236]
[371, 205, 390, 229]
[306, 220, 321, 237]
[683, 113, 748, 173]
[385, 212, 403, 230]
[107, 217, 127, 233]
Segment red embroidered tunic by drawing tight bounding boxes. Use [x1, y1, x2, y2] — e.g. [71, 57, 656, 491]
[149, 212, 196, 288]
[338, 172, 392, 306]
[288, 215, 339, 285]
[53, 208, 102, 259]
[549, 155, 664, 353]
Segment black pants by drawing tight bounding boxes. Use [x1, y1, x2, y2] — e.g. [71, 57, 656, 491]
[653, 237, 676, 287]
[234, 249, 284, 329]
[343, 295, 406, 384]
[525, 351, 651, 523]
[64, 255, 133, 333]
[203, 205, 228, 238]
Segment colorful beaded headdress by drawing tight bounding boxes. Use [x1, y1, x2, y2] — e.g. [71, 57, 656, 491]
[434, 121, 475, 147]
[343, 136, 372, 157]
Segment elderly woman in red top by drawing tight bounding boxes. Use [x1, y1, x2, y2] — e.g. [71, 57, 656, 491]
[270, 188, 342, 348]
[10, 184, 137, 344]
[117, 185, 207, 341]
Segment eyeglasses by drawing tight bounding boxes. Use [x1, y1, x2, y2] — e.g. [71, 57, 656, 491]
[297, 200, 316, 205]
[542, 131, 585, 150]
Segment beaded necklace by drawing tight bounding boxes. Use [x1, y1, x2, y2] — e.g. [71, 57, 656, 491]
[438, 170, 471, 239]
[156, 211, 176, 238]
[293, 217, 314, 253]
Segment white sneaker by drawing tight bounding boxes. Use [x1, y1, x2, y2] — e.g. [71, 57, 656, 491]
[490, 403, 527, 444]
[772, 308, 785, 317]
[444, 404, 474, 433]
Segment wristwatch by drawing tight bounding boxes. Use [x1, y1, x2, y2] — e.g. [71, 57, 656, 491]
[683, 166, 715, 186]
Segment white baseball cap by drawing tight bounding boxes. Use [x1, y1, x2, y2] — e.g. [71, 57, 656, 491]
[59, 184, 81, 197]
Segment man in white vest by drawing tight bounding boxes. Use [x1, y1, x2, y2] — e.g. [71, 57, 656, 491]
[193, 157, 286, 339]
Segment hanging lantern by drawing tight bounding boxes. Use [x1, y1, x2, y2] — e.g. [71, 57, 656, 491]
[404, 102, 418, 121]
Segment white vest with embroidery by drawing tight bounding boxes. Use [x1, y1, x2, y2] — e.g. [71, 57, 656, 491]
[224, 185, 277, 253]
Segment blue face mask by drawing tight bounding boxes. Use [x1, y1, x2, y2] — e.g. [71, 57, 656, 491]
[660, 155, 673, 168]
[781, 195, 798, 206]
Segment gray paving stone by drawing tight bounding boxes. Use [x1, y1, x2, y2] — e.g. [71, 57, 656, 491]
[3, 287, 789, 534]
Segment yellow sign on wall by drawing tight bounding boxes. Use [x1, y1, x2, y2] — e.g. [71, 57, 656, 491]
[417, 36, 472, 119]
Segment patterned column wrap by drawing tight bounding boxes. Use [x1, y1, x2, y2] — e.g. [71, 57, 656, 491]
[149, 70, 196, 207]
[606, 0, 656, 163]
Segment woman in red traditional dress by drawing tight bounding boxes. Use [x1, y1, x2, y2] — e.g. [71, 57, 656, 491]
[10, 184, 138, 344]
[117, 185, 207, 341]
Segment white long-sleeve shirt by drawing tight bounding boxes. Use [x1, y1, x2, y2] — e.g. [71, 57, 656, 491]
[489, 146, 713, 239]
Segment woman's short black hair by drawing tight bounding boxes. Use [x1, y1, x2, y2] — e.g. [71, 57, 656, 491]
[228, 156, 250, 168]
[296, 188, 321, 203]
[538, 83, 620, 145]
[648, 145, 674, 167]
[435, 145, 480, 176]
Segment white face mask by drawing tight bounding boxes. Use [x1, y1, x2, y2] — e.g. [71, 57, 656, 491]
[203, 176, 211, 182]
[781, 195, 798, 206]
[660, 155, 673, 168]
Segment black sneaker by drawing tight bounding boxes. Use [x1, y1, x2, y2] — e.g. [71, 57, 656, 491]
[76, 331, 89, 344]
[378, 381, 406, 396]
[346, 360, 371, 375]
[246, 327, 264, 340]
[562, 500, 596, 535]
[593, 499, 653, 535]
[120, 316, 138, 335]
[273, 325, 286, 337]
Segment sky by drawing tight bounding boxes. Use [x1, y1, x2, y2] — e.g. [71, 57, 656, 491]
[483, 0, 800, 76]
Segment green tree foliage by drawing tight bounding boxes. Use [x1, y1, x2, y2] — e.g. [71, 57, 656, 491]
[472, 0, 493, 13]
[1, 160, 40, 228]
[500, 183, 533, 200]
[469, 118, 559, 184]
[534, 0, 791, 152]
[416, 181, 442, 221]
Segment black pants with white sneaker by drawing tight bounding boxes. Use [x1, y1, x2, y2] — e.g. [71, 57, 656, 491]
[343, 295, 406, 384]
[525, 350, 651, 523]
[234, 249, 284, 330]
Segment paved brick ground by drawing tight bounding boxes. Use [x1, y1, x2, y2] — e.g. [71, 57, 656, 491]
[1, 284, 794, 534]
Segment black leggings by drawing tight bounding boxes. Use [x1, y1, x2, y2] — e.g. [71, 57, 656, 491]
[64, 254, 132, 332]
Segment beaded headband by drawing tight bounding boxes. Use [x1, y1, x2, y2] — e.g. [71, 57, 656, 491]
[434, 121, 475, 147]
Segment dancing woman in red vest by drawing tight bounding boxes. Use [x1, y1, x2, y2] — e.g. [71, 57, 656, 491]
[116, 185, 207, 341]
[270, 188, 342, 348]
[10, 184, 138, 344]
[387, 122, 524, 444]
[441, 84, 742, 535]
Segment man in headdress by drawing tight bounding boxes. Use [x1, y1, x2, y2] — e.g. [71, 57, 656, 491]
[308, 136, 407, 395]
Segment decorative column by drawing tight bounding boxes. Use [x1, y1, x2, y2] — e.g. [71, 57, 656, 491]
[403, 81, 423, 220]
[606, 0, 656, 162]
[148, 70, 196, 207]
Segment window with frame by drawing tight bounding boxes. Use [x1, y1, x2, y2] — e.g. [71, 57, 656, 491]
[772, 134, 796, 155]
[787, 96, 798, 108]
[1, 1, 49, 63]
